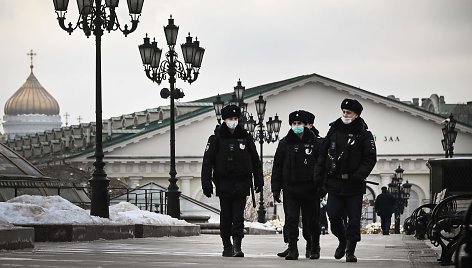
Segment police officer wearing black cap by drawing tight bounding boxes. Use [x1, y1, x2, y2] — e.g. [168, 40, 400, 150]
[301, 110, 321, 138]
[201, 104, 264, 258]
[301, 110, 330, 238]
[271, 110, 322, 260]
[276, 109, 324, 259]
[314, 98, 377, 262]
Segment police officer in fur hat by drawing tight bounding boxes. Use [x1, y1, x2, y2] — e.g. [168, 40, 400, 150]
[276, 110, 324, 259]
[201, 104, 264, 257]
[300, 110, 330, 236]
[314, 98, 377, 262]
[271, 110, 322, 260]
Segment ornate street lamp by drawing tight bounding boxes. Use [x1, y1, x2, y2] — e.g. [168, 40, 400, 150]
[139, 16, 205, 219]
[212, 80, 282, 223]
[52, 0, 144, 218]
[441, 114, 458, 158]
[252, 94, 281, 223]
[213, 94, 224, 125]
[388, 165, 412, 234]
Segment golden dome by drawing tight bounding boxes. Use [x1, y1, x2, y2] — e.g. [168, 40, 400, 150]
[4, 70, 60, 116]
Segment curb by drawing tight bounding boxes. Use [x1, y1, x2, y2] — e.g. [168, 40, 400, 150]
[0, 224, 200, 249]
[0, 227, 35, 250]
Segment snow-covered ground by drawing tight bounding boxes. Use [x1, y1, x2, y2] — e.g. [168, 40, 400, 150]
[0, 195, 278, 231]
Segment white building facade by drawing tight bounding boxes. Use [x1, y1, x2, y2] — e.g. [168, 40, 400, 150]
[63, 74, 472, 222]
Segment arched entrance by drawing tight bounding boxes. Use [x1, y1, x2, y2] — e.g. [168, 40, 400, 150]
[362, 186, 376, 226]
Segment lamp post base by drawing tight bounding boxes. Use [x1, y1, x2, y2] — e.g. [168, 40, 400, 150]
[166, 190, 181, 219]
[89, 175, 110, 218]
[257, 207, 266, 223]
[394, 213, 400, 234]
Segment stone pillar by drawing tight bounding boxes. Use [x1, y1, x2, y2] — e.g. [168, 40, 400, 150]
[128, 176, 143, 189]
[379, 173, 393, 189]
[179, 176, 193, 197]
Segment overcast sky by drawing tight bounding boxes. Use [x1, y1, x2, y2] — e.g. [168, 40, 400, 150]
[1, 0, 471, 129]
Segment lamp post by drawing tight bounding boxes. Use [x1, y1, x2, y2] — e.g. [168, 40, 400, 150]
[388, 165, 412, 234]
[213, 80, 282, 223]
[138, 16, 205, 219]
[441, 114, 458, 158]
[52, 0, 144, 218]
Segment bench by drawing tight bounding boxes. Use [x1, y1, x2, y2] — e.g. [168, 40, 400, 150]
[403, 203, 436, 239]
[454, 202, 472, 268]
[403, 189, 446, 239]
[426, 194, 472, 266]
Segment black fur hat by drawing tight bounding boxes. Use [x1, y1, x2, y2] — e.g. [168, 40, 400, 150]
[221, 105, 241, 120]
[300, 110, 315, 124]
[289, 110, 307, 125]
[341, 98, 363, 115]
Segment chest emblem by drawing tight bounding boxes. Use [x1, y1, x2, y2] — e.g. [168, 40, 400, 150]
[239, 143, 245, 150]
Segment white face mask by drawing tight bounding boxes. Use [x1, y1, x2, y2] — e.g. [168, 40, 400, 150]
[225, 120, 238, 129]
[341, 115, 357, 124]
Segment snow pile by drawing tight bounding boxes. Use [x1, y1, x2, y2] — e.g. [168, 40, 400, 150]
[2, 195, 93, 224]
[107, 201, 189, 225]
[0, 195, 190, 226]
[0, 217, 14, 229]
[244, 221, 277, 231]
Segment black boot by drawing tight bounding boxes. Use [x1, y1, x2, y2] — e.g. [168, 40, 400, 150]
[232, 236, 244, 257]
[309, 235, 320, 259]
[277, 246, 289, 257]
[222, 236, 233, 257]
[334, 237, 347, 259]
[345, 240, 357, 262]
[285, 240, 299, 260]
[305, 239, 312, 258]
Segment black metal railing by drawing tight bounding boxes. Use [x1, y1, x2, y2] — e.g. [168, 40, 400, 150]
[0, 182, 167, 215]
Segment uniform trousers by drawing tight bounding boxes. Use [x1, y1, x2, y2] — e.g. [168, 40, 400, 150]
[219, 195, 247, 238]
[284, 191, 319, 241]
[327, 193, 363, 242]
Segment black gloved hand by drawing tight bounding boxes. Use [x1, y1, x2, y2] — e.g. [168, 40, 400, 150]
[203, 188, 213, 198]
[273, 191, 281, 203]
[254, 184, 263, 193]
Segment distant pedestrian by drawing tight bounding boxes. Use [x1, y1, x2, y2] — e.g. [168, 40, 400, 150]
[271, 110, 322, 260]
[314, 98, 377, 262]
[374, 186, 396, 235]
[201, 104, 264, 257]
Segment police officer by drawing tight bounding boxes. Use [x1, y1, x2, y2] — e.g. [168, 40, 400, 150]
[276, 110, 323, 259]
[201, 104, 264, 257]
[314, 99, 377, 262]
[301, 110, 326, 255]
[271, 110, 322, 260]
[302, 110, 321, 138]
[374, 186, 396, 235]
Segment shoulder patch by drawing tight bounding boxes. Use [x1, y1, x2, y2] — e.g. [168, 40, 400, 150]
[370, 139, 376, 150]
